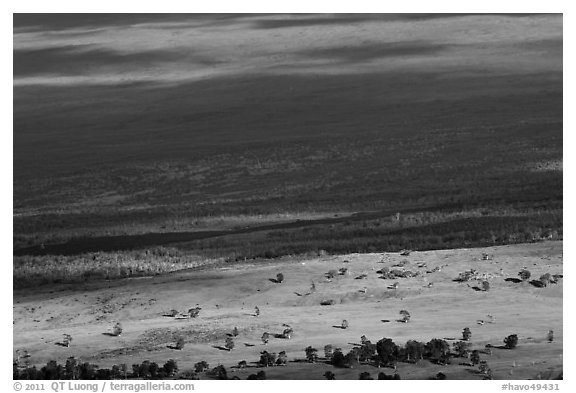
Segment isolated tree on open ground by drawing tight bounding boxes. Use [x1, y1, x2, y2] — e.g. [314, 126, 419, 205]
[232, 327, 239, 337]
[113, 322, 123, 337]
[504, 334, 518, 349]
[518, 269, 531, 281]
[175, 337, 185, 350]
[462, 327, 472, 341]
[341, 319, 349, 329]
[254, 306, 260, 317]
[481, 280, 490, 291]
[399, 310, 411, 323]
[261, 332, 269, 345]
[63, 334, 73, 347]
[324, 371, 336, 380]
[282, 328, 293, 339]
[548, 330, 554, 343]
[276, 273, 284, 283]
[225, 337, 235, 351]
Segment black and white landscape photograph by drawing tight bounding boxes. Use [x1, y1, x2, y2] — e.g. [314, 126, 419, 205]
[13, 12, 563, 381]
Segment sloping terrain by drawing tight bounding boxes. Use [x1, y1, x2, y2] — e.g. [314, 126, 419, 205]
[13, 241, 562, 379]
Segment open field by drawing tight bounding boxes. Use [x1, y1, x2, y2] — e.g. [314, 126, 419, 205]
[13, 241, 562, 379]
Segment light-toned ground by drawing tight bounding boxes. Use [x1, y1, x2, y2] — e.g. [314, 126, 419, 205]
[13, 241, 562, 380]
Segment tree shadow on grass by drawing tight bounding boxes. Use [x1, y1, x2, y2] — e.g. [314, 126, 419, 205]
[166, 345, 182, 350]
[54, 342, 68, 347]
[332, 325, 346, 329]
[505, 278, 523, 283]
[102, 332, 117, 337]
[212, 345, 231, 351]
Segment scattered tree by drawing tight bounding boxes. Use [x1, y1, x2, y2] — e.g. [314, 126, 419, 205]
[305, 346, 318, 363]
[282, 328, 293, 339]
[540, 273, 552, 287]
[261, 332, 269, 345]
[254, 306, 260, 317]
[259, 351, 276, 367]
[247, 370, 266, 380]
[232, 327, 239, 337]
[276, 273, 284, 283]
[62, 334, 72, 347]
[113, 322, 123, 337]
[225, 337, 235, 351]
[324, 344, 334, 359]
[470, 350, 480, 366]
[237, 360, 247, 369]
[162, 359, 178, 377]
[518, 269, 531, 281]
[359, 372, 373, 380]
[324, 371, 336, 380]
[399, 310, 411, 323]
[452, 341, 471, 358]
[547, 330, 554, 343]
[376, 338, 399, 367]
[425, 339, 451, 365]
[481, 281, 490, 291]
[208, 365, 227, 380]
[175, 337, 185, 350]
[504, 334, 518, 349]
[326, 269, 338, 279]
[341, 319, 349, 329]
[194, 361, 209, 373]
[188, 307, 200, 318]
[462, 327, 472, 341]
[404, 340, 425, 363]
[276, 351, 287, 366]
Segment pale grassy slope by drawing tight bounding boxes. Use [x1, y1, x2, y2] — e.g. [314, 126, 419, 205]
[13, 241, 562, 379]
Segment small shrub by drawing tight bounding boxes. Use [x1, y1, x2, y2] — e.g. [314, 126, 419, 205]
[326, 269, 338, 279]
[247, 370, 266, 380]
[481, 281, 490, 291]
[237, 360, 247, 369]
[254, 306, 260, 317]
[359, 372, 373, 380]
[276, 273, 284, 283]
[320, 299, 336, 306]
[208, 365, 227, 380]
[547, 330, 554, 343]
[232, 327, 239, 337]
